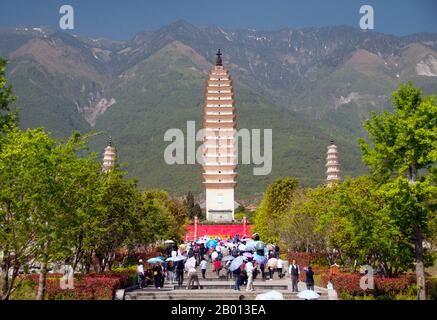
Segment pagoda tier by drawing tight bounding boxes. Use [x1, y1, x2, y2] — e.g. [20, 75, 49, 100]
[326, 141, 340, 184]
[203, 50, 237, 222]
[102, 138, 116, 172]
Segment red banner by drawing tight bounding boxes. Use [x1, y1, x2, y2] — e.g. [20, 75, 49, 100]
[185, 224, 252, 241]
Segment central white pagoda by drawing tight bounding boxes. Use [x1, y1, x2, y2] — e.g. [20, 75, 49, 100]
[202, 49, 237, 222]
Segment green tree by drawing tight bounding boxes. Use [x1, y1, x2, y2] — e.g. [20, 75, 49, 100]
[0, 59, 17, 131]
[359, 82, 437, 299]
[91, 170, 143, 273]
[254, 177, 299, 243]
[280, 189, 328, 253]
[143, 190, 189, 242]
[185, 191, 195, 219]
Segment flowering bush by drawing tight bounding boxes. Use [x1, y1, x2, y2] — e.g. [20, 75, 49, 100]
[27, 271, 135, 300]
[319, 272, 416, 299]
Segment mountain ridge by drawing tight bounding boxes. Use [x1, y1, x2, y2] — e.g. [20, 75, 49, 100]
[1, 21, 436, 197]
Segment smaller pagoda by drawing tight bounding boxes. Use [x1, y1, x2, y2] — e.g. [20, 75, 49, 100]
[326, 140, 340, 185]
[102, 137, 116, 172]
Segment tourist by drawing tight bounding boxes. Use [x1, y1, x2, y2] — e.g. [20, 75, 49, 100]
[175, 259, 185, 286]
[186, 265, 200, 290]
[225, 260, 233, 280]
[245, 259, 255, 292]
[166, 260, 175, 284]
[200, 258, 208, 279]
[252, 261, 259, 280]
[277, 258, 284, 279]
[274, 244, 280, 259]
[289, 259, 300, 293]
[233, 264, 242, 291]
[260, 262, 266, 280]
[231, 246, 239, 257]
[153, 261, 165, 289]
[137, 259, 145, 289]
[213, 258, 222, 277]
[305, 266, 315, 291]
[268, 265, 275, 280]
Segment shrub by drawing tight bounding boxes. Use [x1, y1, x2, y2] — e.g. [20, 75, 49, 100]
[322, 272, 416, 300]
[26, 271, 135, 300]
[427, 277, 437, 300]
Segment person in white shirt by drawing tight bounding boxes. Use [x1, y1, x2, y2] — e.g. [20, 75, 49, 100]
[245, 260, 255, 292]
[186, 265, 200, 290]
[137, 259, 145, 289]
[288, 260, 300, 293]
[277, 258, 284, 278]
[200, 258, 208, 279]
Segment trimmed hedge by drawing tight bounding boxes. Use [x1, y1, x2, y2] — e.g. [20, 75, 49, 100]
[320, 272, 416, 299]
[28, 271, 136, 300]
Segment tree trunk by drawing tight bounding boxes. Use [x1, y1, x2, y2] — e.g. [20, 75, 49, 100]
[36, 243, 49, 301]
[1, 267, 9, 300]
[409, 165, 417, 184]
[414, 227, 427, 300]
[1, 251, 11, 300]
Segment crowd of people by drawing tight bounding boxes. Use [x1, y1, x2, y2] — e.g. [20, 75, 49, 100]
[136, 233, 316, 292]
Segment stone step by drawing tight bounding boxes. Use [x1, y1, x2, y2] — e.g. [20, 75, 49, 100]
[125, 291, 302, 301]
[175, 284, 288, 290]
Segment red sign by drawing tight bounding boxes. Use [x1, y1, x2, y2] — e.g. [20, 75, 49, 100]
[185, 224, 252, 241]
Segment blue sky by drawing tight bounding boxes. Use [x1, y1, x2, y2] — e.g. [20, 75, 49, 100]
[1, 0, 436, 40]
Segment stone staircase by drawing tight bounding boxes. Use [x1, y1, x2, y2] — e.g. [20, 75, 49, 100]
[124, 266, 330, 300]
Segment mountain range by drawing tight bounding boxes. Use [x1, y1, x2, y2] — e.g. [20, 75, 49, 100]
[1, 20, 437, 198]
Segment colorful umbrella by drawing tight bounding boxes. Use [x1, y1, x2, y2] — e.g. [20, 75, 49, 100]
[206, 239, 218, 248]
[243, 252, 253, 258]
[253, 254, 267, 265]
[222, 256, 235, 262]
[229, 256, 245, 272]
[254, 241, 266, 250]
[245, 240, 256, 251]
[147, 258, 162, 264]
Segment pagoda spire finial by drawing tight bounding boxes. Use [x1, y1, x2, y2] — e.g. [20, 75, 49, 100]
[215, 49, 223, 66]
[108, 136, 112, 147]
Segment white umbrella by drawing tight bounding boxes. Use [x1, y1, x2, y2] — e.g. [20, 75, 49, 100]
[297, 290, 320, 300]
[238, 244, 247, 251]
[245, 240, 256, 251]
[173, 255, 187, 262]
[211, 251, 219, 261]
[255, 291, 284, 300]
[229, 256, 245, 272]
[222, 256, 235, 262]
[164, 240, 175, 244]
